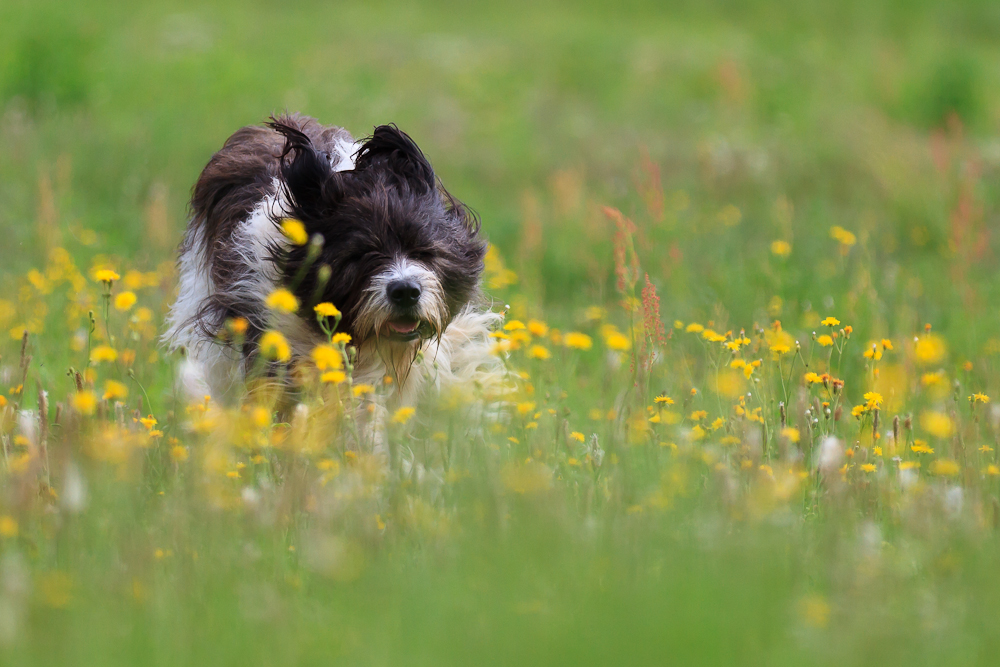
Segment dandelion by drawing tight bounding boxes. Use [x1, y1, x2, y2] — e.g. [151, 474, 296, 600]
[102, 380, 128, 401]
[0, 516, 18, 538]
[90, 345, 118, 363]
[321, 371, 346, 384]
[816, 335, 833, 347]
[929, 459, 960, 477]
[517, 401, 536, 415]
[911, 440, 934, 454]
[654, 395, 674, 404]
[352, 384, 374, 397]
[114, 291, 137, 311]
[314, 302, 341, 318]
[861, 463, 877, 473]
[863, 392, 883, 408]
[311, 344, 342, 371]
[821, 317, 840, 327]
[770, 240, 792, 257]
[281, 218, 309, 245]
[914, 334, 946, 365]
[970, 393, 990, 404]
[690, 410, 708, 421]
[781, 427, 801, 443]
[71, 391, 98, 415]
[93, 269, 120, 284]
[563, 332, 593, 350]
[392, 406, 416, 424]
[605, 332, 630, 351]
[987, 465, 1000, 476]
[570, 432, 585, 443]
[920, 411, 954, 439]
[685, 323, 704, 333]
[331, 332, 352, 344]
[528, 345, 551, 360]
[829, 226, 857, 247]
[265, 288, 299, 313]
[527, 320, 549, 337]
[229, 317, 249, 336]
[260, 331, 291, 362]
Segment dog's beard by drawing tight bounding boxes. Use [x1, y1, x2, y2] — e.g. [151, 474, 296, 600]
[352, 258, 450, 385]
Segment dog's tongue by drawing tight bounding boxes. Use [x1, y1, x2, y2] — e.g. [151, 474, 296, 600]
[389, 320, 419, 334]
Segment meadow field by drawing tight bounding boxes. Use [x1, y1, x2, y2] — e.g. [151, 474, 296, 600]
[3, 0, 1000, 664]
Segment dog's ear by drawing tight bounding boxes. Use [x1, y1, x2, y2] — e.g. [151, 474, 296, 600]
[354, 124, 435, 192]
[268, 117, 339, 217]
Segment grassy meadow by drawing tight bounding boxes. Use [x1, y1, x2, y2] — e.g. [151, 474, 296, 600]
[4, 0, 1000, 664]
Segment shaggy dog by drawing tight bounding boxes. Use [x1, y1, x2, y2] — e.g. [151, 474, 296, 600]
[164, 114, 502, 405]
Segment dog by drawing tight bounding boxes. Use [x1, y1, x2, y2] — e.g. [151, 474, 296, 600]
[164, 114, 503, 406]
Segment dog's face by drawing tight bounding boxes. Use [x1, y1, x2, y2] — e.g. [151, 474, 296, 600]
[270, 122, 486, 348]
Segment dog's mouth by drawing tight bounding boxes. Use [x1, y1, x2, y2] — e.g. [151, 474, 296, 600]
[382, 318, 432, 342]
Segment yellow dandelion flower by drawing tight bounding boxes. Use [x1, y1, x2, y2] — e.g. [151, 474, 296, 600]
[911, 440, 934, 454]
[527, 320, 548, 337]
[391, 406, 416, 424]
[352, 384, 374, 397]
[331, 332, 352, 344]
[314, 302, 341, 318]
[504, 320, 526, 331]
[321, 370, 346, 384]
[71, 391, 98, 415]
[93, 269, 120, 284]
[516, 401, 536, 415]
[987, 465, 1000, 476]
[816, 335, 833, 347]
[929, 459, 960, 477]
[863, 392, 883, 407]
[881, 339, 893, 351]
[114, 291, 137, 311]
[281, 218, 308, 245]
[265, 288, 300, 313]
[570, 431, 585, 443]
[90, 345, 118, 364]
[821, 317, 840, 327]
[605, 332, 630, 351]
[770, 240, 791, 257]
[310, 344, 343, 371]
[528, 345, 551, 360]
[563, 332, 593, 350]
[102, 380, 128, 401]
[170, 445, 188, 462]
[654, 395, 674, 404]
[0, 516, 18, 538]
[861, 463, 876, 473]
[690, 410, 708, 421]
[920, 411, 954, 439]
[781, 427, 801, 443]
[685, 323, 705, 333]
[970, 393, 990, 404]
[914, 334, 946, 365]
[260, 331, 291, 362]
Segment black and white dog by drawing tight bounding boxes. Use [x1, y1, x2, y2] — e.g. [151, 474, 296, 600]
[165, 114, 501, 403]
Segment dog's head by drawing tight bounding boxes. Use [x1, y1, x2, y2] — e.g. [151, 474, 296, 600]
[269, 119, 486, 350]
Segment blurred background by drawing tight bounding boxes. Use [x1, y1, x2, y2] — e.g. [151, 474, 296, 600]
[2, 0, 1000, 350]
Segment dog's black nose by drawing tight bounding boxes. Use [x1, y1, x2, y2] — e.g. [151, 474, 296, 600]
[387, 280, 421, 308]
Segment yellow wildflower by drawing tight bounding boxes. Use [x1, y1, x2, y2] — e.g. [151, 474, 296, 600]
[605, 332, 630, 351]
[391, 406, 416, 424]
[331, 332, 352, 344]
[310, 344, 342, 371]
[0, 516, 18, 538]
[314, 302, 341, 318]
[970, 393, 990, 404]
[504, 320, 526, 331]
[821, 317, 840, 327]
[102, 380, 128, 401]
[528, 345, 551, 360]
[563, 332, 593, 350]
[321, 371, 346, 384]
[920, 411, 954, 439]
[265, 288, 299, 313]
[352, 384, 374, 397]
[770, 240, 791, 257]
[114, 291, 137, 311]
[654, 395, 674, 404]
[914, 334, 946, 365]
[685, 323, 704, 333]
[94, 269, 120, 284]
[260, 331, 291, 362]
[570, 432, 585, 443]
[929, 459, 960, 477]
[90, 345, 118, 364]
[281, 218, 308, 245]
[861, 463, 876, 473]
[71, 391, 98, 415]
[527, 320, 549, 337]
[816, 335, 833, 347]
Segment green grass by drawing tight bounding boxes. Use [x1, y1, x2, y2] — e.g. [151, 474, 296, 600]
[3, 1, 1000, 665]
